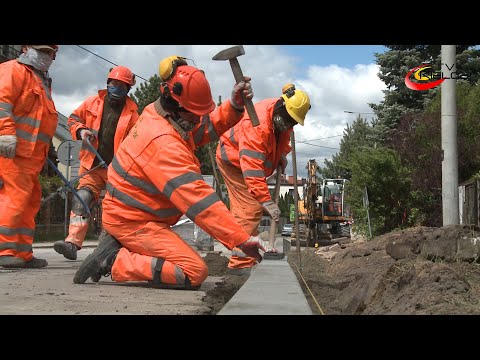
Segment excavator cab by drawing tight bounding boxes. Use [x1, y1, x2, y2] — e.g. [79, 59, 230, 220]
[323, 179, 345, 217]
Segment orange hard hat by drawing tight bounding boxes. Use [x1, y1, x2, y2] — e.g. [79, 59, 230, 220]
[161, 65, 215, 116]
[108, 66, 136, 86]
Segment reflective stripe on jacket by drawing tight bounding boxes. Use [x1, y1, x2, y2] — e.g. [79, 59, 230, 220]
[102, 99, 250, 250]
[216, 98, 292, 203]
[67, 89, 139, 169]
[0, 60, 57, 158]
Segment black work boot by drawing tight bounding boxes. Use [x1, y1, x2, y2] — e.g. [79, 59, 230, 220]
[73, 232, 121, 284]
[1, 256, 48, 268]
[54, 241, 78, 260]
[90, 229, 113, 282]
[0, 255, 26, 267]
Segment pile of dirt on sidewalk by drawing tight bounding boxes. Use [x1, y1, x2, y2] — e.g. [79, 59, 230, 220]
[288, 225, 480, 315]
[201, 252, 249, 314]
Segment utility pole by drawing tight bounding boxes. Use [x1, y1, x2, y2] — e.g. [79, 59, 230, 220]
[441, 45, 459, 225]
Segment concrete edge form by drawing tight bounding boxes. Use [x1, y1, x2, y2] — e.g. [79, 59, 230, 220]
[218, 237, 312, 315]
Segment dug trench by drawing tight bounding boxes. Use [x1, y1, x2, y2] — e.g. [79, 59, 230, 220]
[288, 224, 480, 315]
[201, 252, 249, 314]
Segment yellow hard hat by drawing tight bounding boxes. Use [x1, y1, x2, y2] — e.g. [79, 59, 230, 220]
[159, 55, 188, 81]
[281, 84, 311, 126]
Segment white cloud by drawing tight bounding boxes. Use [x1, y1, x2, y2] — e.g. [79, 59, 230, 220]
[49, 45, 386, 178]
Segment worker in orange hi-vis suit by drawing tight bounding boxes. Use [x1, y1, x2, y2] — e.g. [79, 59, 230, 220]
[53, 66, 139, 261]
[216, 84, 311, 272]
[73, 56, 270, 289]
[0, 45, 59, 268]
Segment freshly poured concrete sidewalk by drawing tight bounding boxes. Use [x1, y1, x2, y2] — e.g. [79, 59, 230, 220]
[218, 237, 312, 315]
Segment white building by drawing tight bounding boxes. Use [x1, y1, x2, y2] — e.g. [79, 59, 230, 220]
[267, 173, 305, 200]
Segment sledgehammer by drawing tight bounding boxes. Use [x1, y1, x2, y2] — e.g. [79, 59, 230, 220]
[264, 165, 285, 260]
[212, 45, 260, 127]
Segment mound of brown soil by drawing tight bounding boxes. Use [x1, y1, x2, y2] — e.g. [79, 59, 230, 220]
[288, 225, 480, 315]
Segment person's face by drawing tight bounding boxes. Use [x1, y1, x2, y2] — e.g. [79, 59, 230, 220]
[23, 46, 57, 60]
[108, 79, 129, 90]
[39, 48, 56, 60]
[177, 108, 201, 124]
[283, 113, 298, 129]
[274, 105, 298, 131]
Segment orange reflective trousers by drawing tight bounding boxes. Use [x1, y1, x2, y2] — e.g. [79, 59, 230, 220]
[64, 166, 107, 248]
[0, 145, 48, 261]
[103, 219, 208, 287]
[217, 159, 263, 269]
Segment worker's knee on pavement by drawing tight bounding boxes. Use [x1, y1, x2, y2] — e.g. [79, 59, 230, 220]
[149, 259, 207, 288]
[188, 262, 208, 286]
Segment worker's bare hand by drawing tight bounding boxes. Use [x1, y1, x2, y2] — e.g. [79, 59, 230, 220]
[234, 235, 269, 262]
[79, 129, 94, 142]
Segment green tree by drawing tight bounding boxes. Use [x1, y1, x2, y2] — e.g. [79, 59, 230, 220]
[390, 82, 480, 227]
[130, 74, 161, 113]
[39, 174, 64, 197]
[278, 194, 285, 217]
[347, 147, 411, 237]
[195, 142, 218, 175]
[320, 115, 376, 180]
[370, 45, 480, 144]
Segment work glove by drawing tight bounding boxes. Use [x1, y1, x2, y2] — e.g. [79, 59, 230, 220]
[79, 129, 94, 142]
[230, 76, 253, 111]
[280, 156, 288, 174]
[234, 235, 271, 263]
[262, 200, 281, 222]
[0, 135, 17, 158]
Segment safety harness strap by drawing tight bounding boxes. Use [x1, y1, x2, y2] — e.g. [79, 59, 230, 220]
[152, 258, 165, 285]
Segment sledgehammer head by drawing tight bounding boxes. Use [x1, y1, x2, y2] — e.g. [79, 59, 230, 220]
[212, 45, 245, 61]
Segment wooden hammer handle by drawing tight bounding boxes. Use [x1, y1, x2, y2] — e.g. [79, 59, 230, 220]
[229, 58, 260, 127]
[268, 166, 282, 249]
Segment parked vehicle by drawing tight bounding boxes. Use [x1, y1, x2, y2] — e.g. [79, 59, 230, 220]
[282, 223, 293, 236]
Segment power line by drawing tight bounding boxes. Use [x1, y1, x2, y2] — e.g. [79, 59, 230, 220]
[344, 111, 375, 115]
[67, 45, 112, 73]
[296, 134, 343, 143]
[75, 45, 150, 83]
[299, 142, 339, 150]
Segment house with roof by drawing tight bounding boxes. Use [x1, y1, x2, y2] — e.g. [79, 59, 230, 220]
[267, 173, 305, 200]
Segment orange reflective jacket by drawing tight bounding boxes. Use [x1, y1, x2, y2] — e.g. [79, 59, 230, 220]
[0, 60, 57, 159]
[102, 99, 250, 250]
[67, 90, 139, 169]
[216, 98, 292, 203]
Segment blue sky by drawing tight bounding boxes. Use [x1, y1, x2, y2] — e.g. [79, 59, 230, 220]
[282, 45, 387, 69]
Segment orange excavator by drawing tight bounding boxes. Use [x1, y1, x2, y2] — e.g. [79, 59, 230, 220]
[296, 159, 352, 245]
